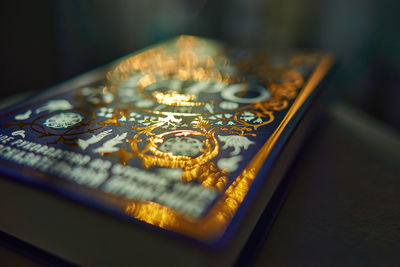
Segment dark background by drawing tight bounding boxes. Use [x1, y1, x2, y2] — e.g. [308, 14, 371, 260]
[1, 0, 399, 130]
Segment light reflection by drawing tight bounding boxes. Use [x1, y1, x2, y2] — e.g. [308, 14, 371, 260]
[123, 54, 334, 241]
[152, 91, 201, 106]
[108, 35, 233, 111]
[101, 36, 334, 241]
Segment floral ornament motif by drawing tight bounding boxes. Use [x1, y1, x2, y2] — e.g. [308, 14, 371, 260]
[120, 127, 228, 191]
[97, 107, 128, 127]
[44, 112, 84, 129]
[218, 135, 255, 155]
[151, 113, 182, 129]
[3, 105, 103, 146]
[236, 111, 271, 126]
[214, 110, 274, 136]
[191, 116, 211, 129]
[239, 112, 256, 122]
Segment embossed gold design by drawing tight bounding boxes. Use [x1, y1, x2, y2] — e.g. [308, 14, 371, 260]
[105, 36, 304, 122]
[97, 107, 128, 126]
[108, 37, 230, 111]
[3, 110, 103, 146]
[88, 36, 308, 144]
[152, 91, 202, 106]
[218, 110, 274, 136]
[123, 51, 334, 241]
[124, 123, 227, 190]
[26, 36, 332, 241]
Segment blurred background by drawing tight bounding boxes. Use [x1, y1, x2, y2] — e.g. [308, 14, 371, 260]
[1, 1, 400, 265]
[1, 0, 399, 129]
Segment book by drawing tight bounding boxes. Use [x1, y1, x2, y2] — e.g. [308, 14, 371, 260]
[0, 36, 334, 266]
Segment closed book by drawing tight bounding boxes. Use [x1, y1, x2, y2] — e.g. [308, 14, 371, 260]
[0, 36, 334, 266]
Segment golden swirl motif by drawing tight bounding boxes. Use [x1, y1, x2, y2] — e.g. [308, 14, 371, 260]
[125, 124, 227, 191]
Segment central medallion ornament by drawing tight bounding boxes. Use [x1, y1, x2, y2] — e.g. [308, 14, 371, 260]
[44, 112, 83, 129]
[158, 136, 204, 157]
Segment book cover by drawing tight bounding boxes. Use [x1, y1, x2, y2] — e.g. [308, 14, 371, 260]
[0, 36, 333, 248]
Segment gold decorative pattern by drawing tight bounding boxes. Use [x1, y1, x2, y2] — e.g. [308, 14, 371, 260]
[123, 53, 334, 241]
[1, 36, 333, 242]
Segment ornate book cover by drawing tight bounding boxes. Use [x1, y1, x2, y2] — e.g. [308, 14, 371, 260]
[0, 36, 333, 246]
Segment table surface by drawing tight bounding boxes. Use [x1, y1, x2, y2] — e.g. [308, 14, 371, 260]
[254, 101, 400, 266]
[1, 98, 399, 266]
